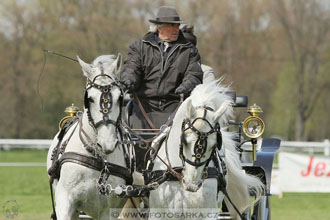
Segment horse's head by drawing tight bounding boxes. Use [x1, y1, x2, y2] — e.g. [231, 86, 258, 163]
[78, 54, 123, 154]
[180, 99, 231, 192]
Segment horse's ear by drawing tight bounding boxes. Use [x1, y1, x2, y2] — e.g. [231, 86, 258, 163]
[114, 53, 122, 78]
[77, 56, 93, 79]
[186, 99, 196, 118]
[213, 100, 231, 122]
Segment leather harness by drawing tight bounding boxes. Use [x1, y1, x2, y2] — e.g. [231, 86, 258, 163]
[143, 106, 228, 192]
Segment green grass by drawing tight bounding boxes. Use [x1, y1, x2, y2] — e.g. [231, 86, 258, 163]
[270, 193, 330, 220]
[1, 150, 330, 219]
[0, 149, 48, 163]
[0, 166, 52, 219]
[0, 150, 51, 219]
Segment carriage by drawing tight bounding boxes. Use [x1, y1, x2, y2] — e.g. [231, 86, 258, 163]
[47, 54, 280, 220]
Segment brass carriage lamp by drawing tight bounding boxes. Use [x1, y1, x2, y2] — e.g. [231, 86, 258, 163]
[242, 104, 265, 161]
[58, 104, 80, 130]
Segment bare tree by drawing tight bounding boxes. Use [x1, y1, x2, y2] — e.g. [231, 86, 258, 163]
[272, 0, 330, 140]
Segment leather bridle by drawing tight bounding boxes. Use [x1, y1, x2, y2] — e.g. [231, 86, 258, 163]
[179, 106, 223, 168]
[84, 74, 124, 131]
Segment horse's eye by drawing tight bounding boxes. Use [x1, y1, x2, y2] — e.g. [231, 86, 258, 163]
[88, 97, 94, 103]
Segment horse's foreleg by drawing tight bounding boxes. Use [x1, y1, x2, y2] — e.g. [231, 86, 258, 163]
[55, 190, 79, 220]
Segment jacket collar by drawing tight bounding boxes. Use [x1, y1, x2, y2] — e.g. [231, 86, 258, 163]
[143, 31, 189, 46]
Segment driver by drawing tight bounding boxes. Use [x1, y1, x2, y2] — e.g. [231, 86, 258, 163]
[120, 6, 203, 133]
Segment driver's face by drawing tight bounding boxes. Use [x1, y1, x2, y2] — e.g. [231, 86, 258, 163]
[158, 23, 180, 42]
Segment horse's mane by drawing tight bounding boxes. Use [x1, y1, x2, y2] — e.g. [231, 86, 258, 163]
[92, 55, 116, 67]
[189, 79, 234, 124]
[90, 55, 118, 82]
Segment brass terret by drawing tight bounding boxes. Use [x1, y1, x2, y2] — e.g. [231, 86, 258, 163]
[59, 104, 80, 130]
[65, 104, 80, 117]
[247, 103, 263, 117]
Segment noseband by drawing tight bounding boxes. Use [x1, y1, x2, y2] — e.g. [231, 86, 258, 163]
[84, 74, 124, 130]
[179, 106, 222, 167]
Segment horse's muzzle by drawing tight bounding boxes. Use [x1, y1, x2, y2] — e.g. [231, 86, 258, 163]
[182, 177, 202, 192]
[99, 139, 118, 155]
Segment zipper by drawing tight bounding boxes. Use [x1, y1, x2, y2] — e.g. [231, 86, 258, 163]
[142, 40, 164, 72]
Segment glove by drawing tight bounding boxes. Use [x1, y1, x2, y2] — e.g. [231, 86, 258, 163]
[121, 79, 135, 93]
[175, 86, 187, 95]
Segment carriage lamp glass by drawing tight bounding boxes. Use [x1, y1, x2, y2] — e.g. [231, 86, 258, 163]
[242, 116, 265, 139]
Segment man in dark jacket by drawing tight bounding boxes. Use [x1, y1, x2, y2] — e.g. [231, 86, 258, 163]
[120, 6, 203, 131]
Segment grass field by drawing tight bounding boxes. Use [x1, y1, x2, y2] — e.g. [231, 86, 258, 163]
[1, 149, 329, 220]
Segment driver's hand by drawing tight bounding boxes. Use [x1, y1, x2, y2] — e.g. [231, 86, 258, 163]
[121, 79, 135, 93]
[175, 86, 187, 95]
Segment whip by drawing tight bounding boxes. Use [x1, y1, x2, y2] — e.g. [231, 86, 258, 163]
[37, 49, 78, 109]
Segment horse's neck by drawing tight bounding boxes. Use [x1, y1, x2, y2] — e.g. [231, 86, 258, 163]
[65, 111, 126, 167]
[81, 111, 97, 140]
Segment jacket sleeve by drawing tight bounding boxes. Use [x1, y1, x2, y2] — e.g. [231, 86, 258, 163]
[120, 40, 143, 90]
[179, 46, 203, 93]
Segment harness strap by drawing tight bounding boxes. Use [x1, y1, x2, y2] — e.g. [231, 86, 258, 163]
[146, 167, 225, 188]
[155, 155, 182, 181]
[95, 119, 117, 128]
[58, 152, 133, 184]
[131, 93, 184, 130]
[120, 94, 184, 150]
[133, 93, 156, 129]
[78, 116, 107, 159]
[49, 179, 57, 220]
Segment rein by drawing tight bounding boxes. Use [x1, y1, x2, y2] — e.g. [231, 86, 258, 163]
[120, 93, 184, 147]
[78, 115, 106, 159]
[133, 93, 156, 129]
[131, 93, 185, 130]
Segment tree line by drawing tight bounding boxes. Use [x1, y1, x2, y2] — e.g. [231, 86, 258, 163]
[0, 0, 329, 141]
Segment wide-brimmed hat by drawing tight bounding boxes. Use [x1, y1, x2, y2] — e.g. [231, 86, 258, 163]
[149, 6, 185, 24]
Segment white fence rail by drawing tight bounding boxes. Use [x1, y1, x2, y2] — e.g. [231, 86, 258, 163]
[0, 139, 329, 154]
[0, 139, 52, 150]
[280, 139, 330, 156]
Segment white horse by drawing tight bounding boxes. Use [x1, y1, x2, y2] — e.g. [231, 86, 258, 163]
[148, 81, 264, 220]
[47, 54, 131, 220]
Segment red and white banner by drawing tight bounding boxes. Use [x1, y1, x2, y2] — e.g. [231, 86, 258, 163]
[279, 152, 330, 192]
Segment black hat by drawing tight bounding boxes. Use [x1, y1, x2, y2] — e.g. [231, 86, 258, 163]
[149, 6, 185, 24]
